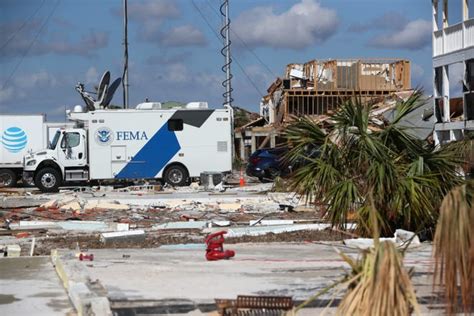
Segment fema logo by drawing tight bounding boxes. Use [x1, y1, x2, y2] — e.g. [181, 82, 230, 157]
[95, 127, 113, 145]
[2, 127, 28, 153]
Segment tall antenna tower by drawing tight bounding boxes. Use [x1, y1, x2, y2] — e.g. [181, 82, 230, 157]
[122, 0, 129, 109]
[220, 0, 233, 109]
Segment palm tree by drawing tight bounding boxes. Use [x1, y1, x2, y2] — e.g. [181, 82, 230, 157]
[285, 92, 467, 236]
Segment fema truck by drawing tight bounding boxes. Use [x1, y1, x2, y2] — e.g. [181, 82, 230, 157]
[0, 115, 72, 187]
[23, 103, 233, 192]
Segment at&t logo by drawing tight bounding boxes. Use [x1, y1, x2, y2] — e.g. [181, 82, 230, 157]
[2, 127, 28, 153]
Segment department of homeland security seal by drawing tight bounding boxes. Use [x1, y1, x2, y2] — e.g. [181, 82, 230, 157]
[95, 127, 113, 145]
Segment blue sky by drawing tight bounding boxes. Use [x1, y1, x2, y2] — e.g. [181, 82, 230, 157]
[0, 0, 453, 121]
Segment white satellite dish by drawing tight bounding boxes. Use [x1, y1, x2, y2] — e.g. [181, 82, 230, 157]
[97, 71, 110, 102]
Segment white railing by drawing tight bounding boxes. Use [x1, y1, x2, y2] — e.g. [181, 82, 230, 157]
[444, 22, 463, 54]
[465, 19, 474, 48]
[434, 18, 474, 57]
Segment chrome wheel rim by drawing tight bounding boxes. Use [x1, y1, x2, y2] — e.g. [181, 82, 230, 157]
[41, 173, 56, 188]
[169, 169, 183, 184]
[0, 174, 13, 186]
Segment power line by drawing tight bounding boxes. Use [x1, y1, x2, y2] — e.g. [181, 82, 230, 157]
[1, 0, 60, 90]
[205, 0, 277, 78]
[191, 0, 265, 98]
[0, 0, 46, 52]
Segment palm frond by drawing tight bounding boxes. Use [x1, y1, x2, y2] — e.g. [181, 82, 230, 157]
[433, 182, 474, 315]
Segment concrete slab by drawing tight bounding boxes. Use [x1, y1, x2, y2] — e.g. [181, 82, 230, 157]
[55, 242, 441, 314]
[0, 256, 75, 315]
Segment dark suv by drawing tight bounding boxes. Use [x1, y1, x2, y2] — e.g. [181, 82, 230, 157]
[246, 146, 320, 182]
[246, 147, 290, 182]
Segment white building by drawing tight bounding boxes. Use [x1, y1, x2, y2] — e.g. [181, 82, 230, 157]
[432, 0, 474, 144]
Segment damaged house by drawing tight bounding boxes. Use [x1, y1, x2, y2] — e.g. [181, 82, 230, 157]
[432, 0, 474, 145]
[235, 58, 412, 160]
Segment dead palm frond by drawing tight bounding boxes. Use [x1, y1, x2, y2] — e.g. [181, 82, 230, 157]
[336, 196, 420, 316]
[292, 195, 420, 316]
[336, 240, 420, 316]
[433, 182, 474, 315]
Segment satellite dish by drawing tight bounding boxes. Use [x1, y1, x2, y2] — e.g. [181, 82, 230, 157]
[97, 71, 110, 102]
[75, 83, 95, 111]
[95, 84, 108, 108]
[102, 77, 122, 107]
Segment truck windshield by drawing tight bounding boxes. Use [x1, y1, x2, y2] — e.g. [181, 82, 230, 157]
[49, 131, 60, 150]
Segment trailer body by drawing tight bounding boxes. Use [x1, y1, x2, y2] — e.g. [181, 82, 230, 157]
[0, 115, 71, 186]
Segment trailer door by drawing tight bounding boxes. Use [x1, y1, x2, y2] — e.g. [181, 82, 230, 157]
[111, 145, 127, 176]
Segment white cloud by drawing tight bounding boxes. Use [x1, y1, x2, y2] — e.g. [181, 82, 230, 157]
[119, 0, 206, 47]
[0, 19, 109, 59]
[127, 0, 179, 20]
[161, 25, 207, 47]
[233, 0, 339, 49]
[85, 67, 98, 84]
[370, 19, 431, 50]
[0, 86, 14, 104]
[166, 63, 189, 83]
[15, 71, 58, 89]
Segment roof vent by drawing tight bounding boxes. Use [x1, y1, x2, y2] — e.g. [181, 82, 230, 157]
[186, 102, 208, 109]
[136, 102, 162, 110]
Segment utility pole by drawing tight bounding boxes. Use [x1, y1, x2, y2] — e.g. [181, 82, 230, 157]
[122, 0, 129, 109]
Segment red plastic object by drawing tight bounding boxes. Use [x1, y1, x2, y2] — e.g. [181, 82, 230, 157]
[205, 231, 235, 261]
[79, 253, 94, 261]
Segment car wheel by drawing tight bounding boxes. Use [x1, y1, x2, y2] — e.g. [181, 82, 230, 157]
[267, 167, 281, 179]
[0, 169, 17, 187]
[35, 167, 61, 192]
[164, 165, 188, 186]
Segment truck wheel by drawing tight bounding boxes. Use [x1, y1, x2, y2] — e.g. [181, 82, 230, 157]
[0, 169, 17, 187]
[164, 165, 188, 186]
[35, 168, 61, 192]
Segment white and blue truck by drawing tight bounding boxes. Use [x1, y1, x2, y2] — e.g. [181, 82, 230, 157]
[23, 103, 233, 192]
[0, 115, 72, 187]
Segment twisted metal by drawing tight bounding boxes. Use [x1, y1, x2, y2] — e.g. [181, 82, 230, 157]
[220, 0, 233, 107]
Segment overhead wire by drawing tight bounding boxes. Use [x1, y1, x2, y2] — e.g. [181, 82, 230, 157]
[191, 0, 265, 98]
[1, 0, 60, 90]
[205, 0, 277, 78]
[0, 0, 46, 52]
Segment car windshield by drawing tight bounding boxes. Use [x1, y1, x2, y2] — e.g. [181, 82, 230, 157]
[49, 131, 60, 150]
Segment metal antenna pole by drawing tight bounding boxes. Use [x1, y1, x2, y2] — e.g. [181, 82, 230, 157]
[220, 0, 235, 162]
[220, 0, 233, 109]
[122, 0, 129, 109]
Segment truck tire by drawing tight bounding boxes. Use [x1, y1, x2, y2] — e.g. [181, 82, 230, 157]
[0, 169, 17, 187]
[164, 165, 188, 186]
[35, 167, 61, 192]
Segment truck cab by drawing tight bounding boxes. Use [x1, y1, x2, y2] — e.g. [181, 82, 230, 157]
[23, 128, 88, 192]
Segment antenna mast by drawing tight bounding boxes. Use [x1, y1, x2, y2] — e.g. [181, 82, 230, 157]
[220, 0, 232, 109]
[122, 0, 129, 109]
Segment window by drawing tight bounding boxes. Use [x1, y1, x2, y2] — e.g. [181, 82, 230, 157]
[168, 119, 183, 131]
[49, 131, 60, 150]
[61, 132, 80, 148]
